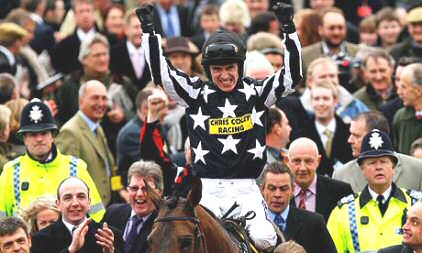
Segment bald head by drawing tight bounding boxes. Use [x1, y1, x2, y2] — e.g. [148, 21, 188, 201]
[287, 138, 321, 188]
[402, 201, 422, 248]
[78, 80, 108, 122]
[288, 138, 319, 158]
[57, 177, 90, 199]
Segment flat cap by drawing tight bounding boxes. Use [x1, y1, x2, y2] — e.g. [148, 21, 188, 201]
[0, 23, 28, 44]
[407, 7, 422, 23]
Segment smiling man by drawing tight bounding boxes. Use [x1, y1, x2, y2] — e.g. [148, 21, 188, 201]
[353, 48, 397, 111]
[378, 201, 422, 253]
[102, 160, 163, 253]
[303, 80, 353, 176]
[328, 129, 421, 253]
[137, 2, 302, 251]
[31, 177, 124, 253]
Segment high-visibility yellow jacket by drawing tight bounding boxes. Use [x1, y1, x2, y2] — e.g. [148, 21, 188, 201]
[327, 184, 420, 253]
[0, 148, 105, 222]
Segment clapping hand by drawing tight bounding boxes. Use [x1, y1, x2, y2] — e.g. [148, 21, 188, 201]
[68, 218, 92, 253]
[96, 222, 115, 253]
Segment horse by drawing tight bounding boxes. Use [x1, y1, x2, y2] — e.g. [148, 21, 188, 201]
[145, 176, 252, 253]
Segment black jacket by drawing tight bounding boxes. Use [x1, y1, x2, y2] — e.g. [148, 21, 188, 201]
[110, 40, 151, 91]
[300, 114, 353, 177]
[152, 3, 192, 38]
[378, 245, 414, 253]
[390, 38, 422, 62]
[30, 219, 124, 253]
[102, 204, 157, 253]
[290, 174, 353, 222]
[284, 207, 337, 253]
[52, 32, 81, 74]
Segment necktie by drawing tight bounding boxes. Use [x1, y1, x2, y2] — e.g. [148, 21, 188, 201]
[125, 216, 143, 253]
[94, 127, 111, 177]
[324, 129, 333, 158]
[299, 188, 307, 209]
[377, 195, 386, 216]
[280, 149, 288, 161]
[377, 195, 387, 216]
[166, 10, 175, 37]
[274, 214, 286, 232]
[72, 226, 78, 235]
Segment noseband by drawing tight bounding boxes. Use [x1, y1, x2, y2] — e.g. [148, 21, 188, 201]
[154, 209, 207, 253]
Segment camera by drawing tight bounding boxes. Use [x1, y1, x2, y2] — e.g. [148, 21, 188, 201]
[331, 52, 360, 93]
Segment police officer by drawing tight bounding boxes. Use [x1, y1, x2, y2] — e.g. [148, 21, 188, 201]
[327, 129, 421, 253]
[137, 2, 302, 251]
[0, 99, 105, 222]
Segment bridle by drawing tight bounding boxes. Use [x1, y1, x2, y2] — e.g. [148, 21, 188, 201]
[154, 208, 207, 253]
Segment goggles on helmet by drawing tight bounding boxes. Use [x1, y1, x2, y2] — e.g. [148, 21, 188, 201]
[204, 43, 241, 59]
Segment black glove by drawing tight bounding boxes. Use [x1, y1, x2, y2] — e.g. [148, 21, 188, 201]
[272, 2, 295, 34]
[136, 4, 155, 34]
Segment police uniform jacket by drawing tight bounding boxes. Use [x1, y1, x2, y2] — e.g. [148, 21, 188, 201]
[327, 183, 420, 253]
[141, 32, 302, 179]
[0, 147, 105, 221]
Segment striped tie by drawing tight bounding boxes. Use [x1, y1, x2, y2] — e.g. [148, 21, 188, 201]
[299, 188, 307, 209]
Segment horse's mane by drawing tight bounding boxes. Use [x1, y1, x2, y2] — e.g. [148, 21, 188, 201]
[199, 204, 218, 219]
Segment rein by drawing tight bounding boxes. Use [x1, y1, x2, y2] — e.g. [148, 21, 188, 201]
[154, 209, 207, 253]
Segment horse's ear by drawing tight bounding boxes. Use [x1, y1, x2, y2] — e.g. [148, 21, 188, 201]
[187, 176, 202, 207]
[143, 179, 164, 210]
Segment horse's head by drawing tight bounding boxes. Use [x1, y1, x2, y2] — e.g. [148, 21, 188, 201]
[146, 176, 205, 253]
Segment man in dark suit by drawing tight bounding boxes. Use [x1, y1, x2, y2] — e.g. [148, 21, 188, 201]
[265, 107, 291, 166]
[20, 0, 55, 56]
[152, 0, 192, 38]
[0, 23, 28, 75]
[52, 0, 98, 74]
[276, 95, 311, 143]
[110, 10, 151, 91]
[287, 137, 353, 222]
[378, 202, 422, 253]
[31, 177, 124, 253]
[301, 80, 353, 176]
[103, 160, 164, 253]
[260, 161, 337, 253]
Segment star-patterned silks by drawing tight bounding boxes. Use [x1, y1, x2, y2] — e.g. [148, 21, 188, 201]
[190, 108, 210, 130]
[251, 107, 264, 127]
[218, 135, 241, 154]
[238, 83, 255, 101]
[202, 85, 216, 103]
[247, 140, 266, 159]
[193, 141, 209, 164]
[218, 99, 238, 118]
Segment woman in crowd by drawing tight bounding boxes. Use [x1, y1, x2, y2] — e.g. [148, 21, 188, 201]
[20, 196, 60, 235]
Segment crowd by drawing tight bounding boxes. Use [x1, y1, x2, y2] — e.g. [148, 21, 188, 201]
[1, 0, 422, 252]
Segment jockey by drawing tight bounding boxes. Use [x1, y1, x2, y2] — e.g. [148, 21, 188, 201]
[137, 2, 302, 251]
